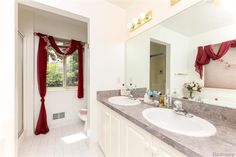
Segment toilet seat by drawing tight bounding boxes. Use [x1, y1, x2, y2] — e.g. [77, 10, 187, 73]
[79, 108, 88, 122]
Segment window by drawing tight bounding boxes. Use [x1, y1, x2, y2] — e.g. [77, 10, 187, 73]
[46, 40, 78, 88]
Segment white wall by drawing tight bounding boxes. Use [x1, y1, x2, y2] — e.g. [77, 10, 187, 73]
[18, 0, 127, 143]
[126, 25, 190, 96]
[188, 23, 236, 108]
[126, 0, 202, 39]
[0, 1, 17, 157]
[18, 7, 88, 135]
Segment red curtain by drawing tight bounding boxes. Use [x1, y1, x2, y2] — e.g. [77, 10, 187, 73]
[77, 45, 84, 98]
[35, 35, 49, 135]
[35, 33, 84, 135]
[195, 39, 236, 79]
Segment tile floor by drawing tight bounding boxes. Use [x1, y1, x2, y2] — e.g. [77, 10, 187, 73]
[19, 123, 104, 157]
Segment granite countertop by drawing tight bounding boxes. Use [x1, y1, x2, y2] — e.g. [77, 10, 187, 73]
[97, 90, 236, 157]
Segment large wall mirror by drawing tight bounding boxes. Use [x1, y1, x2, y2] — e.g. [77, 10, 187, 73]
[125, 0, 236, 108]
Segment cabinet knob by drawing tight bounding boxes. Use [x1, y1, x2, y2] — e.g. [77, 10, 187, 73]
[145, 142, 150, 149]
[152, 147, 158, 155]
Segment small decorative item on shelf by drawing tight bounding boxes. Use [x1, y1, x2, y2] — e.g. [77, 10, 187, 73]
[144, 90, 161, 105]
[147, 90, 161, 100]
[184, 81, 202, 99]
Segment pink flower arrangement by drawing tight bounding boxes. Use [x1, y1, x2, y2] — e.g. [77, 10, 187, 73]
[184, 81, 202, 92]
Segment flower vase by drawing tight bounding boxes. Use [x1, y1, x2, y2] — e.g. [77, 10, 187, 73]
[189, 91, 194, 99]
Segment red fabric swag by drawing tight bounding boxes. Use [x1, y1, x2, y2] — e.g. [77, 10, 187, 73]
[195, 39, 236, 79]
[35, 33, 84, 135]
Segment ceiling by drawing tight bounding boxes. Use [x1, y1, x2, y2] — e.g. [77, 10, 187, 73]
[106, 0, 134, 9]
[161, 0, 236, 36]
[19, 4, 87, 29]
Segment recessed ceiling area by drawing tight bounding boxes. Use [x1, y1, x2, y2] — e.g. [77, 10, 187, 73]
[106, 0, 134, 9]
[161, 1, 236, 36]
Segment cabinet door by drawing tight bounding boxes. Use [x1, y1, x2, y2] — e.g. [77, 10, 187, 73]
[98, 104, 110, 156]
[152, 137, 187, 157]
[124, 123, 152, 157]
[110, 113, 121, 157]
[98, 105, 106, 153]
[104, 110, 111, 157]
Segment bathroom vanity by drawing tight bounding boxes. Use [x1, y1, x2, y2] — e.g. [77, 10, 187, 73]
[97, 90, 236, 157]
[97, 102, 187, 157]
[97, 1, 236, 156]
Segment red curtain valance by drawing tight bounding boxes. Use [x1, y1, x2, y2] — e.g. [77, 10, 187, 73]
[35, 33, 84, 135]
[195, 39, 236, 79]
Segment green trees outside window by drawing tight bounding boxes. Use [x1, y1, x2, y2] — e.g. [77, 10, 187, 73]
[66, 51, 78, 87]
[46, 47, 78, 88]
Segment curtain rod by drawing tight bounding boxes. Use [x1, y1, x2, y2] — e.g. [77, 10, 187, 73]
[33, 32, 89, 48]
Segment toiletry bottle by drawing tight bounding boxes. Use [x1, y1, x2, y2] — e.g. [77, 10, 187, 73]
[120, 83, 126, 96]
[159, 94, 164, 107]
[144, 90, 150, 103]
[172, 90, 178, 98]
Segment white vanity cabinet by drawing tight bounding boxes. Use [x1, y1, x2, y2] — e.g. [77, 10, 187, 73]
[97, 102, 187, 157]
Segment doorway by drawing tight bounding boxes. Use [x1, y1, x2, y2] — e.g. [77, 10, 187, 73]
[149, 41, 167, 94]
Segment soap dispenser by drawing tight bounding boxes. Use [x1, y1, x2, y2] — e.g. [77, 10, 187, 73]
[144, 90, 151, 103]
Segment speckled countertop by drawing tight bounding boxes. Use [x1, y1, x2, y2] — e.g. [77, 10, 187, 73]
[97, 90, 236, 157]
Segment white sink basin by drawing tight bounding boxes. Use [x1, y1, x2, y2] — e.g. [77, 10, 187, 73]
[108, 96, 141, 106]
[142, 108, 216, 137]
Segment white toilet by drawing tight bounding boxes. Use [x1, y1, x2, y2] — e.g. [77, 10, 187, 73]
[78, 108, 88, 132]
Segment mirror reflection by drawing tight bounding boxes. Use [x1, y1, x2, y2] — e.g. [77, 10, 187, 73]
[150, 41, 166, 94]
[125, 1, 236, 108]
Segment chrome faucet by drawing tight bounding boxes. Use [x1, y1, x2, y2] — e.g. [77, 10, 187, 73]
[126, 83, 136, 99]
[173, 100, 193, 118]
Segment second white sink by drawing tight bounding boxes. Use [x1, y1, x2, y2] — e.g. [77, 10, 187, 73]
[142, 108, 216, 137]
[108, 96, 141, 106]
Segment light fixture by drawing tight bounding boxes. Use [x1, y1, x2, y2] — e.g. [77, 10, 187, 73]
[209, 0, 221, 5]
[170, 0, 181, 6]
[139, 12, 146, 20]
[127, 10, 152, 32]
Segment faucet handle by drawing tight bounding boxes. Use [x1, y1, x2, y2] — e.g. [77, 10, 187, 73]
[173, 100, 183, 110]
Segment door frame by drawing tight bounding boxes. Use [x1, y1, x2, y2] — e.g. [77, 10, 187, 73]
[150, 38, 171, 94]
[17, 30, 25, 139]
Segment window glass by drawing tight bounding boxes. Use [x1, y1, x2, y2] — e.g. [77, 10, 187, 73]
[46, 40, 79, 89]
[66, 50, 78, 87]
[46, 48, 64, 87]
